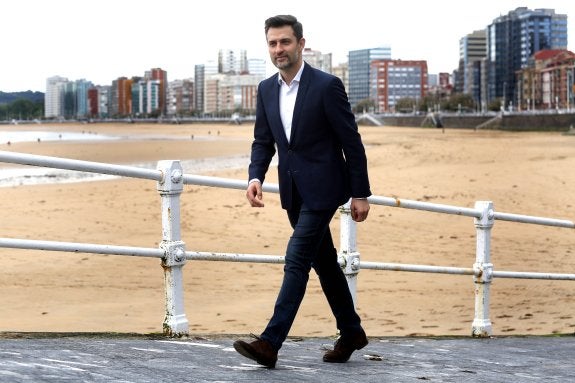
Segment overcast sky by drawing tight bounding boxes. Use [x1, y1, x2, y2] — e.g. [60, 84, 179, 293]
[1, 0, 573, 92]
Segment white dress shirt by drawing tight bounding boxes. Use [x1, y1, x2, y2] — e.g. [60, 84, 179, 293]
[278, 63, 304, 143]
[249, 64, 305, 186]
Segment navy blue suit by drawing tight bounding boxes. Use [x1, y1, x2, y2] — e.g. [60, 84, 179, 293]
[249, 63, 371, 351]
[249, 62, 371, 210]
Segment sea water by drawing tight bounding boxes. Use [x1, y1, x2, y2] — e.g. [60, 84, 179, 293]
[0, 129, 120, 186]
[0, 130, 275, 187]
[0, 155, 256, 187]
[0, 130, 120, 144]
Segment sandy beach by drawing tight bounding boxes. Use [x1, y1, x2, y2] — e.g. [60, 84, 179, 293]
[1, 122, 574, 337]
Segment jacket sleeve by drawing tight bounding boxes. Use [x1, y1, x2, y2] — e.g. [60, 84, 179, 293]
[248, 83, 276, 184]
[324, 76, 372, 198]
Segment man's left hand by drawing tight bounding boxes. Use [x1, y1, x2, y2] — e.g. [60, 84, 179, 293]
[350, 198, 370, 222]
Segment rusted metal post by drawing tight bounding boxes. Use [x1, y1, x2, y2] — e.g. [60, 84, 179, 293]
[157, 160, 189, 336]
[339, 200, 360, 307]
[472, 201, 494, 337]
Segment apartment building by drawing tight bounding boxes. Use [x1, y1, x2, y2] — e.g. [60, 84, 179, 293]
[369, 59, 428, 113]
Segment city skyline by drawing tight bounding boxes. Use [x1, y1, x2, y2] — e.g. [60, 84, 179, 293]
[1, 0, 573, 93]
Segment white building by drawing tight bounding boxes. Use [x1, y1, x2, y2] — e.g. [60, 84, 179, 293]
[302, 48, 332, 73]
[218, 49, 248, 74]
[44, 76, 68, 118]
[204, 73, 261, 114]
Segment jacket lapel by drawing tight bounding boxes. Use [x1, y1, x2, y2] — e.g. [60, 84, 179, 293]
[289, 63, 310, 144]
[266, 74, 289, 147]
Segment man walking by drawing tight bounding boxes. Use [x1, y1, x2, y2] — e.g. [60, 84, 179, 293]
[233, 14, 371, 368]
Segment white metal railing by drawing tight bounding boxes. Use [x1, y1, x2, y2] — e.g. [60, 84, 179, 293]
[1, 150, 574, 338]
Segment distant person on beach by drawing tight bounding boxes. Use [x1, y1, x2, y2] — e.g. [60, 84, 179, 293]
[233, 14, 371, 368]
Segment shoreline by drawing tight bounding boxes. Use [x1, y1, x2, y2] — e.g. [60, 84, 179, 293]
[0, 154, 256, 187]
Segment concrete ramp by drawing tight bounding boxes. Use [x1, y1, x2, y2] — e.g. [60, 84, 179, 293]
[421, 113, 443, 128]
[356, 113, 382, 126]
[475, 114, 503, 130]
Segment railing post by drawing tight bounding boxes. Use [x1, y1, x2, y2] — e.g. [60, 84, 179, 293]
[472, 201, 494, 337]
[157, 160, 189, 337]
[338, 200, 360, 307]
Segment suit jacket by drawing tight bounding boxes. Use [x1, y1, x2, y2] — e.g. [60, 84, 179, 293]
[248, 62, 371, 211]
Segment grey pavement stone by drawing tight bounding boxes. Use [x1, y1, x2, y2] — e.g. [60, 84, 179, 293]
[0, 333, 573, 382]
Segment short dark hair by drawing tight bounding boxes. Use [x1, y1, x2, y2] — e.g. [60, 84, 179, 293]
[264, 15, 303, 41]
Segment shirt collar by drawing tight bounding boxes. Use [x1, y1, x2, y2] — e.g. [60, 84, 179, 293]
[277, 62, 305, 86]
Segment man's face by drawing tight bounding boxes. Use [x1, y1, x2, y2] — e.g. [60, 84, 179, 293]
[266, 25, 305, 70]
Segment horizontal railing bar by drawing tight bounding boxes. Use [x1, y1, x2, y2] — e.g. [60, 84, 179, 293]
[183, 174, 280, 193]
[185, 251, 284, 264]
[367, 195, 482, 218]
[185, 251, 477, 276]
[3, 238, 574, 281]
[361, 261, 575, 281]
[2, 151, 570, 231]
[492, 270, 575, 280]
[359, 261, 475, 275]
[0, 238, 164, 258]
[182, 176, 481, 218]
[493, 211, 574, 229]
[0, 151, 162, 181]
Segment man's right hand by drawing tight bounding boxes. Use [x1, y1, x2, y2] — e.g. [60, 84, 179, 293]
[246, 180, 264, 207]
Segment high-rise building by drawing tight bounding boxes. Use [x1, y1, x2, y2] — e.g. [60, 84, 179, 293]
[74, 79, 93, 118]
[145, 68, 168, 116]
[204, 74, 223, 114]
[487, 7, 568, 108]
[139, 79, 161, 116]
[167, 79, 195, 116]
[428, 74, 439, 88]
[302, 48, 332, 73]
[62, 81, 77, 118]
[516, 49, 575, 110]
[332, 62, 349, 93]
[109, 77, 132, 117]
[457, 30, 487, 97]
[219, 49, 248, 74]
[98, 86, 110, 118]
[204, 73, 260, 115]
[87, 87, 99, 118]
[348, 47, 392, 109]
[194, 64, 205, 114]
[247, 58, 267, 79]
[131, 77, 142, 117]
[45, 76, 68, 118]
[369, 60, 428, 113]
[199, 60, 219, 115]
[87, 85, 109, 118]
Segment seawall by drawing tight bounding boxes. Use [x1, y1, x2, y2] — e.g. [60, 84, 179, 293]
[374, 112, 575, 131]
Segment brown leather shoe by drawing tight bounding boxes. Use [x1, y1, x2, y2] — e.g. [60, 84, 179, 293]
[323, 329, 368, 363]
[233, 334, 278, 368]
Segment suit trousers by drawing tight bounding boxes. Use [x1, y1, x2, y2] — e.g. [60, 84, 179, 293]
[260, 186, 363, 351]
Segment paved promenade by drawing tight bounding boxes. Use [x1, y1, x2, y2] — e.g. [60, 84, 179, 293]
[0, 333, 573, 382]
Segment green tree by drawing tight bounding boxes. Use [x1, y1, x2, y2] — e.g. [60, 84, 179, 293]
[487, 98, 503, 112]
[10, 99, 36, 120]
[395, 97, 418, 113]
[1, 99, 43, 120]
[353, 98, 376, 114]
[419, 94, 444, 113]
[442, 93, 476, 112]
[0, 104, 7, 121]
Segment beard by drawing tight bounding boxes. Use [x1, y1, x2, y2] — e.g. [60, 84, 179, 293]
[273, 51, 300, 70]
